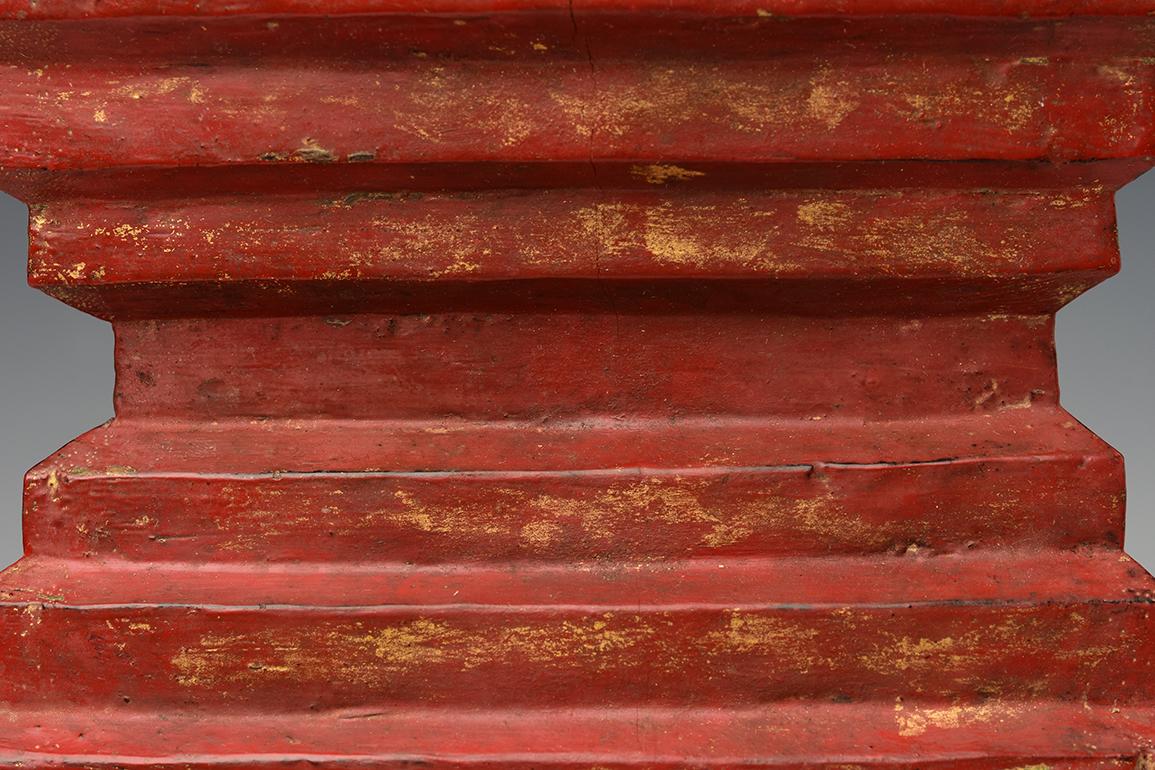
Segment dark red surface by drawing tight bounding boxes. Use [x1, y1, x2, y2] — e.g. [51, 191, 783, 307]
[1, 2, 1155, 768]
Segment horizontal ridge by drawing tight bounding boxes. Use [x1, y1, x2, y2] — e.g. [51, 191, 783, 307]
[2, 550, 1150, 607]
[1, 551, 1153, 709]
[22, 409, 1123, 562]
[30, 189, 1116, 285]
[1, 702, 1154, 769]
[2, 34, 1154, 172]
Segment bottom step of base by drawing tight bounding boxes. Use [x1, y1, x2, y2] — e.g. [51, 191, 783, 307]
[1, 702, 1152, 769]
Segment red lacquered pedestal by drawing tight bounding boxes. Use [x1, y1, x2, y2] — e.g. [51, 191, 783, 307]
[1, 2, 1154, 767]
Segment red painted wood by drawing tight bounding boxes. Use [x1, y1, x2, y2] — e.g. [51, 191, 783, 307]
[2, 54, 1153, 170]
[3, 0, 1155, 18]
[25, 450, 1122, 562]
[2, 2, 1155, 768]
[107, 314, 1058, 419]
[2, 554, 1152, 710]
[3, 582, 1151, 709]
[0, 703, 1152, 770]
[29, 190, 1117, 286]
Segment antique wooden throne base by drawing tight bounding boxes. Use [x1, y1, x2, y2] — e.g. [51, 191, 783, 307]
[1, 1, 1155, 768]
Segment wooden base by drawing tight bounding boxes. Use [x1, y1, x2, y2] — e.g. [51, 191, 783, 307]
[1, 2, 1154, 767]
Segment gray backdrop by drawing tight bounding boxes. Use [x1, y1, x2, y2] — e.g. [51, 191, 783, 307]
[1, 176, 1153, 569]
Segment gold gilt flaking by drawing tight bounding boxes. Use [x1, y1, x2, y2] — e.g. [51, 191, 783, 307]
[214, 478, 897, 554]
[893, 697, 1023, 738]
[705, 612, 829, 672]
[170, 615, 654, 687]
[630, 164, 706, 184]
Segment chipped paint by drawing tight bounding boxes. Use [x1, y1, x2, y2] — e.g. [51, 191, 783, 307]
[630, 164, 706, 184]
[171, 615, 654, 687]
[893, 698, 1023, 738]
[807, 68, 859, 129]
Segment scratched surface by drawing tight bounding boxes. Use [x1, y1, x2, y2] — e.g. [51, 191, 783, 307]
[1, 2, 1155, 769]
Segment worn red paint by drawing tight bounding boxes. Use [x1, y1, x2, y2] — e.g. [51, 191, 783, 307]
[1, 1, 1154, 768]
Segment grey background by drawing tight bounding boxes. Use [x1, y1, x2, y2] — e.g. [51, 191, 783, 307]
[0, 177, 1153, 570]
